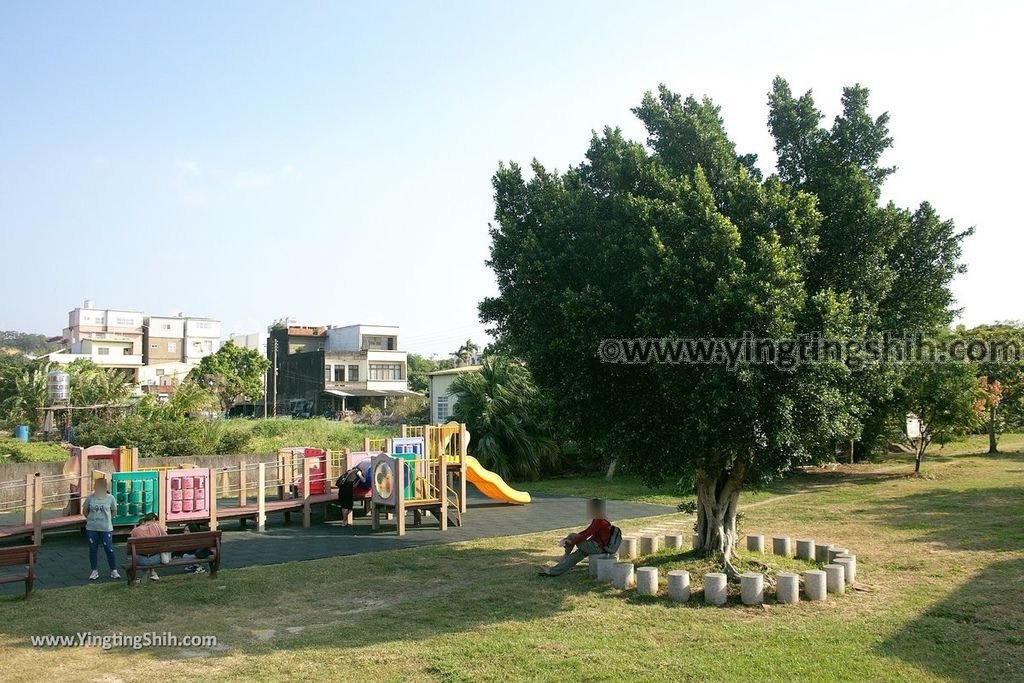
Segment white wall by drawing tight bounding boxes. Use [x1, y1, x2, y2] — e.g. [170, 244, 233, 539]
[146, 317, 185, 338]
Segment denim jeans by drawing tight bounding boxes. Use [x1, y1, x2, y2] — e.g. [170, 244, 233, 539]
[86, 529, 116, 571]
[547, 539, 603, 576]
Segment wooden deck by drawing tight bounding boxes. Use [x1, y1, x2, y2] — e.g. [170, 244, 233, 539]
[0, 514, 86, 542]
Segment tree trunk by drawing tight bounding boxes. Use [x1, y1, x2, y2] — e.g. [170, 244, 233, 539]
[914, 435, 930, 473]
[693, 461, 747, 579]
[605, 457, 617, 482]
[988, 405, 999, 454]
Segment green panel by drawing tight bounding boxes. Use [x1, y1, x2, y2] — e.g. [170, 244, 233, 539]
[396, 453, 417, 499]
[111, 471, 160, 525]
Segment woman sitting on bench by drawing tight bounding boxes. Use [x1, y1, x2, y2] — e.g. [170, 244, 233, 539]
[129, 513, 166, 582]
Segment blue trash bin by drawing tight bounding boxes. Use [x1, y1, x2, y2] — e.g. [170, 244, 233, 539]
[13, 425, 29, 442]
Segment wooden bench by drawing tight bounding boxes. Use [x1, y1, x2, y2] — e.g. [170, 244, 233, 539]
[0, 545, 38, 599]
[125, 531, 221, 585]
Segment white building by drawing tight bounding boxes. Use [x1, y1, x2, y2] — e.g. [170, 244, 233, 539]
[229, 331, 268, 357]
[427, 365, 481, 424]
[55, 300, 145, 379]
[184, 317, 222, 364]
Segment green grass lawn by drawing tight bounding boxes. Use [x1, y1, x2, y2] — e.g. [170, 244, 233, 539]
[1, 438, 1022, 682]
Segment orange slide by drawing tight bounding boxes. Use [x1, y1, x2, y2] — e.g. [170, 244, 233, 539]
[464, 456, 531, 504]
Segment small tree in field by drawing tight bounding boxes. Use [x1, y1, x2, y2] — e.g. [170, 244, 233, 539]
[900, 362, 984, 472]
[481, 79, 967, 574]
[186, 342, 271, 415]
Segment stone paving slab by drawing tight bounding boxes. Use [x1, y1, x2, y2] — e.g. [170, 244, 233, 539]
[0, 491, 674, 595]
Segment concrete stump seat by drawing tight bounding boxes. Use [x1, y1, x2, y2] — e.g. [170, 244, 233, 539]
[772, 536, 792, 556]
[834, 553, 857, 583]
[595, 555, 617, 582]
[611, 562, 635, 590]
[704, 572, 728, 606]
[664, 534, 684, 550]
[636, 567, 659, 596]
[804, 570, 827, 601]
[588, 553, 612, 578]
[814, 542, 834, 563]
[824, 564, 846, 594]
[619, 537, 639, 561]
[828, 546, 850, 563]
[776, 572, 799, 604]
[667, 570, 690, 602]
[640, 535, 661, 556]
[796, 538, 816, 561]
[740, 572, 764, 605]
[691, 533, 701, 550]
[746, 534, 765, 553]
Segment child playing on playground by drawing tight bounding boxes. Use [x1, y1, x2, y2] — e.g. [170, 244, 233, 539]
[83, 477, 120, 581]
[129, 513, 166, 582]
[335, 463, 367, 527]
[539, 498, 614, 576]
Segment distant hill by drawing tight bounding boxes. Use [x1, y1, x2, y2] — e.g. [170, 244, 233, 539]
[0, 331, 59, 356]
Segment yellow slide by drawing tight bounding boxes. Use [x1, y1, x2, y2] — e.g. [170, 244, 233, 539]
[464, 455, 531, 504]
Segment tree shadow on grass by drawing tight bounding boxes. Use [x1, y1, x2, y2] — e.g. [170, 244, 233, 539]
[875, 557, 1024, 681]
[0, 543, 617, 663]
[865, 486, 1024, 552]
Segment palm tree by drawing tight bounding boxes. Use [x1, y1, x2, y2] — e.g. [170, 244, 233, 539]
[449, 356, 558, 480]
[451, 339, 481, 367]
[66, 359, 130, 407]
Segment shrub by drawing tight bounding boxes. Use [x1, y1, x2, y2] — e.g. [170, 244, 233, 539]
[0, 438, 68, 463]
[251, 419, 290, 438]
[73, 417, 207, 458]
[216, 429, 252, 454]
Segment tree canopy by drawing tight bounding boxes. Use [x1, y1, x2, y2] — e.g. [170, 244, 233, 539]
[186, 342, 271, 414]
[480, 78, 968, 568]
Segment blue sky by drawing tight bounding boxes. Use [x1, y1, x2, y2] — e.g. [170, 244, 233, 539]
[1, 1, 1021, 355]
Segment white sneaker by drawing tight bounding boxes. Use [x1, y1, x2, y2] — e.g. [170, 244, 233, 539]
[110, 570, 121, 580]
[89, 570, 99, 581]
[149, 572, 160, 581]
[182, 553, 197, 560]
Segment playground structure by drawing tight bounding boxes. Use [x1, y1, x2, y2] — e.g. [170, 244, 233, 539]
[0, 422, 531, 544]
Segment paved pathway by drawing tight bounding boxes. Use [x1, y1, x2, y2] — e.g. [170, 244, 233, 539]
[0, 491, 673, 595]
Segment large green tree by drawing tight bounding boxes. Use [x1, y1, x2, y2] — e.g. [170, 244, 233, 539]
[480, 80, 967, 572]
[769, 78, 972, 458]
[186, 342, 271, 414]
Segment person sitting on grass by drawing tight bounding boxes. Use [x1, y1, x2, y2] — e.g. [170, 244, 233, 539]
[180, 521, 211, 574]
[539, 498, 614, 576]
[129, 513, 166, 582]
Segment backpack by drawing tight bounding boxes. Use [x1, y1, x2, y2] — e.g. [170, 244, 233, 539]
[604, 524, 622, 554]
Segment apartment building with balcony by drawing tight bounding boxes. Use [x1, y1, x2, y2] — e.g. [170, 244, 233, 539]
[274, 323, 419, 415]
[54, 300, 145, 380]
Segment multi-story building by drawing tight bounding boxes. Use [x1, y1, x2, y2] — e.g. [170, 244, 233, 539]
[427, 365, 482, 424]
[53, 300, 145, 380]
[230, 331, 268, 357]
[143, 315, 185, 364]
[274, 323, 418, 415]
[267, 325, 326, 358]
[184, 317, 222, 364]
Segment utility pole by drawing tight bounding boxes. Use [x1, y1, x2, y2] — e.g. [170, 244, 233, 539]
[272, 339, 278, 418]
